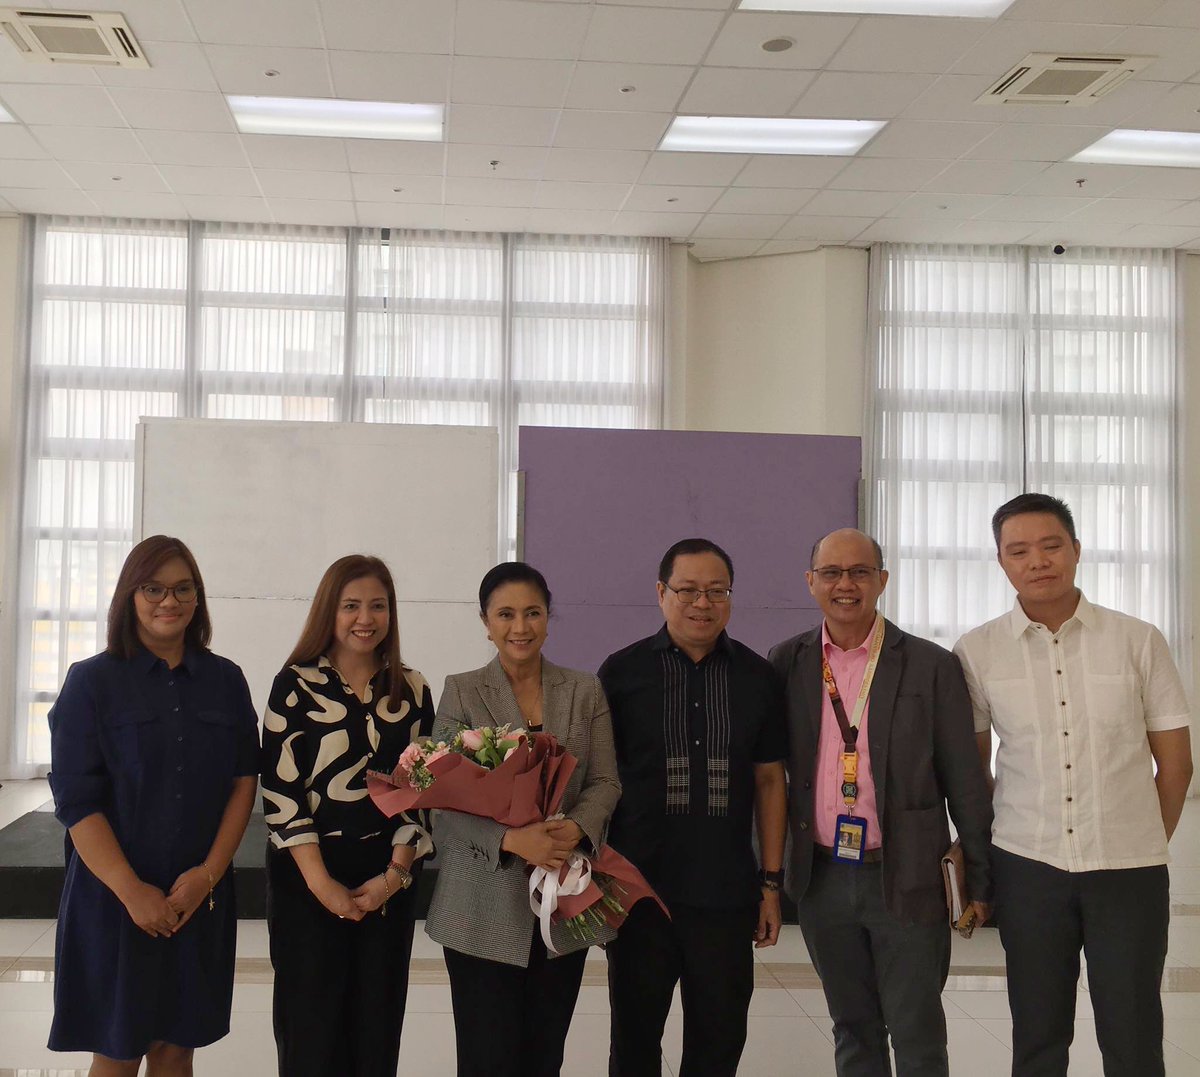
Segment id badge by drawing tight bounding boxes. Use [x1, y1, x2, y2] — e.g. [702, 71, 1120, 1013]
[834, 815, 868, 864]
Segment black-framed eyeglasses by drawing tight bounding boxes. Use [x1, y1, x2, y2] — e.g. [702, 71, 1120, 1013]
[812, 566, 881, 584]
[664, 583, 732, 604]
[138, 581, 199, 604]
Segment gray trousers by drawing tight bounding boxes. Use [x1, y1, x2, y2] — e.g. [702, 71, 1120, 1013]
[798, 857, 951, 1077]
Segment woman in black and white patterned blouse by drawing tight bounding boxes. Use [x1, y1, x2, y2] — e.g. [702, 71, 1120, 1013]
[260, 554, 433, 1077]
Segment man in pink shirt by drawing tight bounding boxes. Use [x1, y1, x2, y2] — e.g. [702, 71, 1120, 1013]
[769, 529, 992, 1077]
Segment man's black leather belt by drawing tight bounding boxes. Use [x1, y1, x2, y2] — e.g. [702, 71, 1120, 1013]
[814, 844, 883, 864]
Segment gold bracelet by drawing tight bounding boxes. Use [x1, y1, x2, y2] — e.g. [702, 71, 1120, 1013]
[202, 861, 216, 911]
[386, 860, 413, 890]
[381, 871, 390, 916]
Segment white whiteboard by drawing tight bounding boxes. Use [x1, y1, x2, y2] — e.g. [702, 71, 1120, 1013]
[135, 419, 499, 713]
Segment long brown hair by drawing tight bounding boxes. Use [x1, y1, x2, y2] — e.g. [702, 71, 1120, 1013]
[107, 535, 212, 659]
[286, 554, 410, 712]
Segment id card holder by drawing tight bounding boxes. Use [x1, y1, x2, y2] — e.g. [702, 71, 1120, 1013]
[834, 815, 868, 864]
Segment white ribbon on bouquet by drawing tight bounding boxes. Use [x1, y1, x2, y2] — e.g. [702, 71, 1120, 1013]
[529, 851, 592, 953]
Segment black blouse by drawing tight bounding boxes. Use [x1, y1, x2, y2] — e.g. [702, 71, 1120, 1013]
[260, 658, 434, 849]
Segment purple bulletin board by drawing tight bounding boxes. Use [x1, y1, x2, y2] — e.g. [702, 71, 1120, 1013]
[519, 427, 861, 673]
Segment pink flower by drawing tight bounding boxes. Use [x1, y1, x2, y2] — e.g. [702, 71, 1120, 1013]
[397, 742, 424, 772]
[460, 728, 485, 752]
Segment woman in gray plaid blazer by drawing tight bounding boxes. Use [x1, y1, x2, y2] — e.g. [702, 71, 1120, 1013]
[425, 561, 621, 1077]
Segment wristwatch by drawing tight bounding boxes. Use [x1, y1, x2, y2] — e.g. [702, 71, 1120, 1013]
[758, 868, 785, 891]
[386, 861, 413, 890]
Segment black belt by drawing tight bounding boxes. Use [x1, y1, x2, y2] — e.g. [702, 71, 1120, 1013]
[814, 843, 882, 864]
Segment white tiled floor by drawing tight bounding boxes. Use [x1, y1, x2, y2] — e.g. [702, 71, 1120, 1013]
[3, 780, 1200, 1075]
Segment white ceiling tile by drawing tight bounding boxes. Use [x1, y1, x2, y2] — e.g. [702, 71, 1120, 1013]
[0, 159, 78, 189]
[98, 42, 218, 91]
[688, 239, 767, 261]
[582, 8, 724, 66]
[1154, 201, 1200, 226]
[328, 52, 450, 103]
[609, 0, 729, 8]
[319, 0, 453, 54]
[899, 73, 999, 122]
[1012, 162, 1151, 199]
[1003, 0, 1164, 23]
[708, 187, 818, 215]
[542, 148, 648, 184]
[640, 152, 750, 186]
[205, 46, 334, 98]
[444, 176, 536, 208]
[610, 211, 702, 237]
[447, 105, 559, 147]
[828, 17, 990, 75]
[86, 191, 190, 220]
[179, 194, 273, 222]
[1146, 0, 1200, 29]
[0, 125, 50, 158]
[692, 213, 789, 239]
[948, 221, 1040, 244]
[526, 208, 618, 235]
[240, 135, 349, 172]
[1022, 223, 1138, 247]
[28, 126, 151, 164]
[345, 140, 445, 174]
[71, 0, 198, 42]
[793, 72, 936, 120]
[160, 165, 260, 197]
[455, 0, 591, 60]
[109, 88, 235, 133]
[268, 199, 358, 226]
[184, 0, 324, 47]
[565, 63, 693, 114]
[855, 218, 965, 243]
[62, 161, 171, 194]
[1118, 83, 1200, 133]
[0, 188, 97, 214]
[1100, 27, 1200, 83]
[0, 45, 99, 85]
[351, 173, 445, 202]
[886, 191, 1000, 218]
[132, 132, 246, 173]
[705, 13, 857, 71]
[451, 58, 574, 109]
[973, 194, 1093, 221]
[1112, 223, 1200, 246]
[679, 69, 814, 117]
[446, 144, 549, 180]
[441, 206, 531, 232]
[950, 21, 1126, 77]
[1064, 196, 1187, 223]
[802, 188, 906, 216]
[1110, 168, 1200, 199]
[962, 124, 1111, 163]
[0, 84, 125, 127]
[757, 239, 825, 254]
[924, 158, 1049, 194]
[832, 157, 951, 191]
[774, 215, 874, 241]
[622, 185, 722, 214]
[533, 180, 631, 210]
[554, 110, 671, 151]
[861, 120, 995, 159]
[735, 155, 848, 187]
[255, 169, 354, 200]
[356, 202, 446, 228]
[1047, 78, 1175, 128]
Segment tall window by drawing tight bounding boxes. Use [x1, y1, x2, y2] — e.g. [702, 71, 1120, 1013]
[11, 218, 666, 773]
[863, 244, 1181, 662]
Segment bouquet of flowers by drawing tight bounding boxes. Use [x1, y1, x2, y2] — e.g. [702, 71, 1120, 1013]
[367, 725, 664, 950]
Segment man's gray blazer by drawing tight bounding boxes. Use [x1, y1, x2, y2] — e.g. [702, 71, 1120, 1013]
[424, 655, 622, 966]
[768, 618, 993, 926]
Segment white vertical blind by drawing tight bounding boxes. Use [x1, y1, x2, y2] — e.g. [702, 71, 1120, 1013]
[863, 243, 1182, 665]
[8, 217, 666, 774]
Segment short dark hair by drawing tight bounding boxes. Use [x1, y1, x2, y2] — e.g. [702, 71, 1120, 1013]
[107, 535, 212, 659]
[658, 538, 734, 586]
[991, 493, 1077, 550]
[479, 562, 552, 615]
[809, 531, 884, 570]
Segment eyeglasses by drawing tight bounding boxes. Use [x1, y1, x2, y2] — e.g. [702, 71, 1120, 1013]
[137, 581, 198, 604]
[664, 583, 732, 604]
[812, 566, 881, 584]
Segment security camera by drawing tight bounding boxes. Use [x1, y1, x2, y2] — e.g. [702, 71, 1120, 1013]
[1052, 244, 1066, 255]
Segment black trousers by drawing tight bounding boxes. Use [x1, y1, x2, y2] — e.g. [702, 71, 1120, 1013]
[442, 931, 587, 1077]
[992, 847, 1170, 1077]
[606, 899, 757, 1077]
[797, 858, 951, 1077]
[266, 836, 419, 1077]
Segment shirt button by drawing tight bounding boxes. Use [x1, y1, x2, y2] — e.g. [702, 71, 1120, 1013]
[175, 793, 182, 800]
[799, 821, 809, 830]
[173, 707, 180, 712]
[1063, 731, 1069, 736]
[1066, 797, 1073, 802]
[693, 702, 699, 708]
[176, 765, 183, 772]
[177, 736, 183, 743]
[1056, 669, 1062, 675]
[1067, 828, 1074, 834]
[694, 739, 700, 745]
[1066, 764, 1072, 769]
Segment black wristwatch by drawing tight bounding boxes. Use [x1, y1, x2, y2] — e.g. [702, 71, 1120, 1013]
[758, 868, 785, 891]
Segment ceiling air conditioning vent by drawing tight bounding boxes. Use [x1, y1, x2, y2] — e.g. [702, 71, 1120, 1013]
[0, 8, 148, 67]
[976, 52, 1150, 107]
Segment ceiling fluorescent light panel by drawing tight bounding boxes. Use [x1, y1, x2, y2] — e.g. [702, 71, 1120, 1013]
[661, 116, 885, 155]
[736, 0, 1015, 15]
[227, 96, 444, 141]
[1071, 129, 1200, 169]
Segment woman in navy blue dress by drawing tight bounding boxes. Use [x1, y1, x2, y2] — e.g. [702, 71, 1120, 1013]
[47, 535, 260, 1076]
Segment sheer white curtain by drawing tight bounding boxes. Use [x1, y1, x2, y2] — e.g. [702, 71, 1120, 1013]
[8, 217, 666, 775]
[863, 243, 1182, 664]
